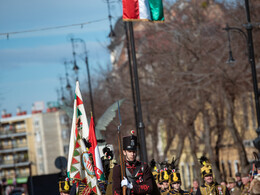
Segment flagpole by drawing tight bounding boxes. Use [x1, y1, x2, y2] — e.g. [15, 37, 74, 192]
[128, 21, 148, 163]
[123, 22, 139, 143]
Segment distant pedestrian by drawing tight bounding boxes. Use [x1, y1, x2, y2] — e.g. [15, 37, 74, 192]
[235, 172, 243, 189]
[190, 180, 199, 195]
[227, 177, 240, 195]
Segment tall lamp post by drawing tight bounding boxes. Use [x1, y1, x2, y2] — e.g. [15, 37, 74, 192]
[223, 0, 260, 150]
[63, 60, 73, 101]
[70, 38, 96, 123]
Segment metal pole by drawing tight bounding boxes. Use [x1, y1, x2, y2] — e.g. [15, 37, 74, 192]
[71, 39, 79, 81]
[244, 0, 260, 133]
[70, 38, 96, 124]
[128, 21, 148, 163]
[30, 162, 34, 195]
[123, 22, 139, 141]
[85, 55, 96, 124]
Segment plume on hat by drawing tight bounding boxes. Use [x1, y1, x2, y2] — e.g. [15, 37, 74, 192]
[169, 157, 179, 172]
[159, 161, 169, 182]
[150, 159, 156, 169]
[102, 145, 113, 160]
[199, 156, 210, 166]
[199, 155, 213, 178]
[82, 138, 92, 149]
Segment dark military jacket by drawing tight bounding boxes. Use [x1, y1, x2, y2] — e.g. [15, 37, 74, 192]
[167, 188, 190, 195]
[195, 182, 229, 195]
[160, 188, 169, 195]
[112, 160, 154, 195]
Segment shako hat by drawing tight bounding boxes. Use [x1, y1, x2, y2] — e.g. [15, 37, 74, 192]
[168, 157, 181, 184]
[150, 159, 159, 182]
[159, 161, 170, 183]
[123, 130, 137, 151]
[199, 156, 213, 178]
[59, 177, 71, 193]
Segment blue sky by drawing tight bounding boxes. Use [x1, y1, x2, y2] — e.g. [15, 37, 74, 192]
[0, 0, 122, 115]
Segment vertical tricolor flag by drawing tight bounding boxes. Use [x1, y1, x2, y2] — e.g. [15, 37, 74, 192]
[122, 0, 164, 21]
[67, 81, 101, 195]
[88, 116, 105, 181]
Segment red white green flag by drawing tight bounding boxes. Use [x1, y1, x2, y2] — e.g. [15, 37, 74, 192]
[67, 81, 101, 195]
[122, 0, 164, 21]
[89, 116, 105, 181]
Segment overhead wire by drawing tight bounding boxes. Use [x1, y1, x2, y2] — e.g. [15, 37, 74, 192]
[0, 18, 108, 38]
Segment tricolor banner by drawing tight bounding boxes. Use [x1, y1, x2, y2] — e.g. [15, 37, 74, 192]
[88, 116, 105, 181]
[122, 0, 164, 21]
[67, 81, 101, 195]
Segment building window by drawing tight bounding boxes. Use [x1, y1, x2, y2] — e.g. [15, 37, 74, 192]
[243, 140, 254, 147]
[16, 121, 24, 129]
[222, 161, 226, 180]
[62, 129, 69, 139]
[37, 148, 43, 156]
[242, 97, 249, 130]
[186, 164, 191, 188]
[36, 131, 41, 142]
[64, 145, 69, 154]
[39, 163, 44, 173]
[4, 140, 9, 146]
[250, 94, 256, 128]
[34, 118, 40, 127]
[181, 164, 186, 188]
[60, 115, 68, 125]
[228, 161, 232, 177]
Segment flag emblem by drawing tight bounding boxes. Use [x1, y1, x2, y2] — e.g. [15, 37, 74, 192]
[82, 153, 95, 176]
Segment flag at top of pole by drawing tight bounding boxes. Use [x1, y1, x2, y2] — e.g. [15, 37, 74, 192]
[122, 0, 164, 22]
[67, 81, 101, 195]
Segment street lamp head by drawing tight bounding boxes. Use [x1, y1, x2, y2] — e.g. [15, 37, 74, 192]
[109, 29, 116, 38]
[226, 51, 235, 64]
[66, 83, 71, 90]
[73, 61, 79, 73]
[61, 96, 66, 102]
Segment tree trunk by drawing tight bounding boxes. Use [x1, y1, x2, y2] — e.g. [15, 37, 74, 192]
[224, 92, 250, 174]
[203, 109, 222, 183]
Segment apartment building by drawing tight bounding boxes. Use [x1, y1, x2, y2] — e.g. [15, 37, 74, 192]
[0, 105, 71, 186]
[0, 111, 35, 186]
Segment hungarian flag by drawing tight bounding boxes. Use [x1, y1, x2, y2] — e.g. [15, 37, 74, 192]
[88, 116, 105, 181]
[67, 81, 101, 195]
[122, 0, 164, 21]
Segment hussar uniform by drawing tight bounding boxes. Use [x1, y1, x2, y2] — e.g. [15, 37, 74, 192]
[101, 146, 115, 195]
[196, 183, 227, 195]
[195, 156, 229, 195]
[167, 157, 190, 195]
[112, 133, 154, 195]
[150, 159, 159, 185]
[159, 164, 170, 195]
[58, 177, 72, 194]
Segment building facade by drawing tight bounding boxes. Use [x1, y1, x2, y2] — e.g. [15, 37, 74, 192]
[0, 107, 70, 187]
